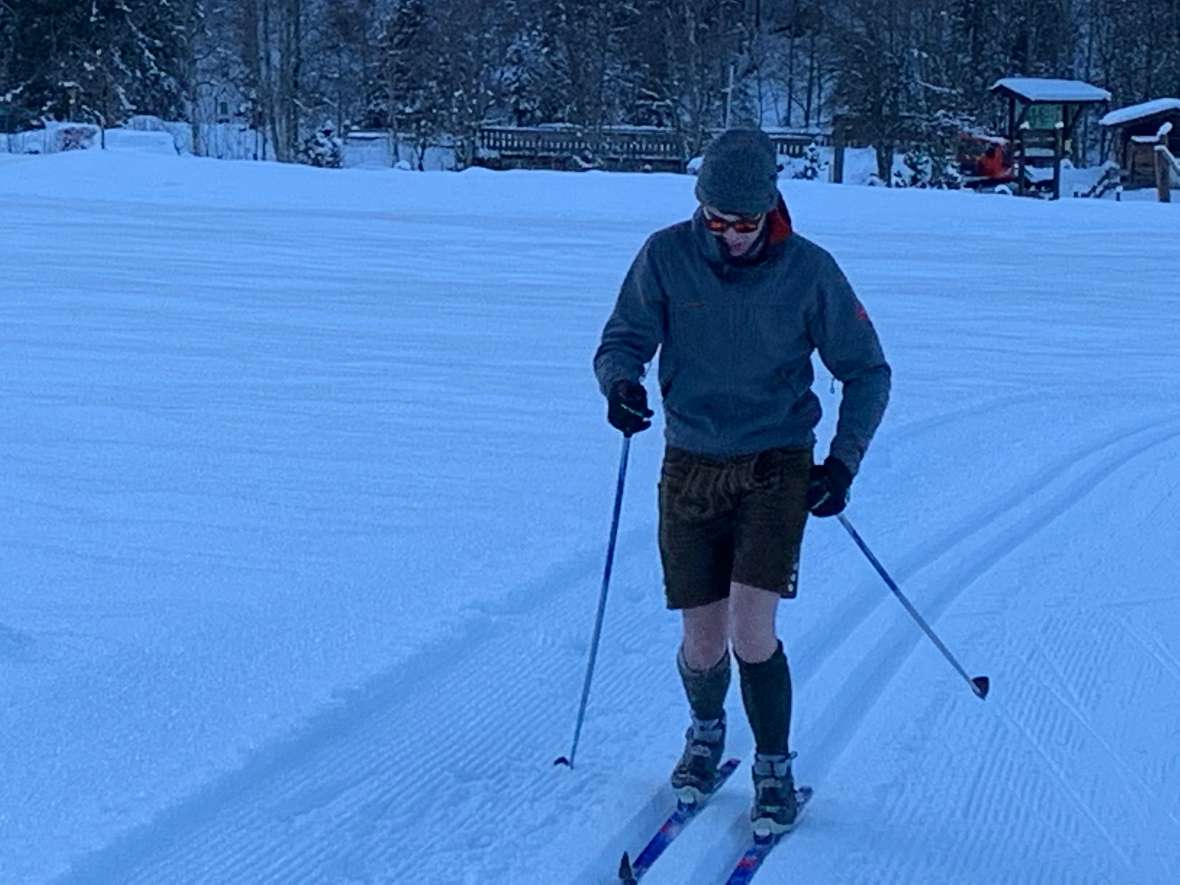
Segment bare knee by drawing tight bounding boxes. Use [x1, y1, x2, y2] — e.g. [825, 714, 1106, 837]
[681, 599, 729, 670]
[729, 581, 779, 663]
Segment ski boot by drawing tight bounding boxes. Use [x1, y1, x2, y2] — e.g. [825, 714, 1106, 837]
[750, 751, 798, 837]
[669, 713, 726, 805]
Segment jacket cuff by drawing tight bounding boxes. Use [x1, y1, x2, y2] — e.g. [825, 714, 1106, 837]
[594, 356, 640, 397]
[827, 442, 861, 478]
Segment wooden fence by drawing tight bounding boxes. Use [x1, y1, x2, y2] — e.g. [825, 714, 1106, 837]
[476, 126, 826, 172]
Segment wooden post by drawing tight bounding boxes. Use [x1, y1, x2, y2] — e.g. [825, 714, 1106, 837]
[1154, 122, 1175, 203]
[1016, 122, 1026, 196]
[1052, 122, 1064, 200]
[1156, 147, 1174, 203]
[832, 124, 845, 184]
[1013, 101, 1031, 197]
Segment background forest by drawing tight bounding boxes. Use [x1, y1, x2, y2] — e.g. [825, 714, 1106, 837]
[1, 0, 1178, 170]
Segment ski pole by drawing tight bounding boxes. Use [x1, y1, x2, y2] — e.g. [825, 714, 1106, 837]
[836, 514, 990, 700]
[556, 435, 633, 768]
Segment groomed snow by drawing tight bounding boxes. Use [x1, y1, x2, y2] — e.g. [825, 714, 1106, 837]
[2, 147, 1179, 884]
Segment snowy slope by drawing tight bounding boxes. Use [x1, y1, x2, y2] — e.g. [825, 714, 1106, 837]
[1, 148, 1178, 885]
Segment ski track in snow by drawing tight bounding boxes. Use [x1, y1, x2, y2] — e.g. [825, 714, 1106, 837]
[58, 411, 1180, 885]
[43, 398, 977, 882]
[796, 411, 1180, 686]
[666, 419, 1180, 885]
[54, 530, 658, 884]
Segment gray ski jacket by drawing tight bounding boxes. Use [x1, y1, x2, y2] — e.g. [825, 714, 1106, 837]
[594, 201, 890, 475]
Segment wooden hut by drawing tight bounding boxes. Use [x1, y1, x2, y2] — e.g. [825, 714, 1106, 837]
[990, 78, 1111, 199]
[1098, 99, 1180, 189]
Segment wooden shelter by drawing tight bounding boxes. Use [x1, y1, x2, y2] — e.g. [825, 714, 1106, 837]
[1098, 99, 1180, 189]
[990, 78, 1111, 199]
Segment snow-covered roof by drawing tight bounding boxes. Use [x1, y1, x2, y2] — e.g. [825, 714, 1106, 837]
[991, 78, 1111, 103]
[968, 133, 1009, 145]
[1099, 98, 1180, 127]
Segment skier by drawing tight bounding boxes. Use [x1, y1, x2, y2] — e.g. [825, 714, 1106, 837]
[593, 128, 890, 835]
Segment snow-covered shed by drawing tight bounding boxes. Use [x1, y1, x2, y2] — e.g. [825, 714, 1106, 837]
[1098, 99, 1180, 189]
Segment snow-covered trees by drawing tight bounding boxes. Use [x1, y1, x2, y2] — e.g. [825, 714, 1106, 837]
[2, 0, 1177, 169]
[299, 121, 341, 167]
[793, 142, 825, 179]
[1, 0, 185, 128]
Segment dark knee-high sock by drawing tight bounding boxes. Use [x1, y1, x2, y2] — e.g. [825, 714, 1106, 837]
[677, 646, 731, 722]
[738, 642, 792, 755]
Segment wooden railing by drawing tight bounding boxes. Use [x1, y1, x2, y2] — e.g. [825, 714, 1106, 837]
[476, 126, 827, 169]
[478, 126, 683, 163]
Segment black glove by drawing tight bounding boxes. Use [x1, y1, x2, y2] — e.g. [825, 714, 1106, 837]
[806, 456, 852, 518]
[607, 380, 653, 436]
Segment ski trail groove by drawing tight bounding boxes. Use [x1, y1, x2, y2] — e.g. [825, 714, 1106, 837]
[52, 415, 1180, 884]
[682, 419, 1180, 883]
[995, 664, 1136, 871]
[54, 523, 660, 884]
[882, 391, 1042, 443]
[1115, 615, 1180, 684]
[1031, 642, 1180, 830]
[594, 401, 1118, 882]
[795, 412, 1180, 682]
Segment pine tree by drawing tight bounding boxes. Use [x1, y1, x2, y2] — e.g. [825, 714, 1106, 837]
[429, 0, 522, 168]
[1, 0, 185, 129]
[620, 0, 746, 153]
[0, 1, 19, 125]
[305, 0, 379, 140]
[828, 0, 914, 182]
[371, 0, 432, 164]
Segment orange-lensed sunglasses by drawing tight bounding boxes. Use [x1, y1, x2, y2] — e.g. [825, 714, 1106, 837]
[702, 210, 765, 234]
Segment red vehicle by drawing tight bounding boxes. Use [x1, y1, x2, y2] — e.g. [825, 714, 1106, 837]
[958, 133, 1014, 187]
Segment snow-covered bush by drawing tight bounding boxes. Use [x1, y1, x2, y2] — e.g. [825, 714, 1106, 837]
[299, 125, 343, 168]
[933, 162, 963, 190]
[54, 123, 100, 152]
[792, 142, 825, 180]
[893, 147, 928, 188]
[894, 145, 962, 189]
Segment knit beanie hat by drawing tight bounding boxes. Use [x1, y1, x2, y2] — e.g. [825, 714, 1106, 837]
[694, 129, 779, 215]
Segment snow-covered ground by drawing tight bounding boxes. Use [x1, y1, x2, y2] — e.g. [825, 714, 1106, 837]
[1, 146, 1178, 884]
